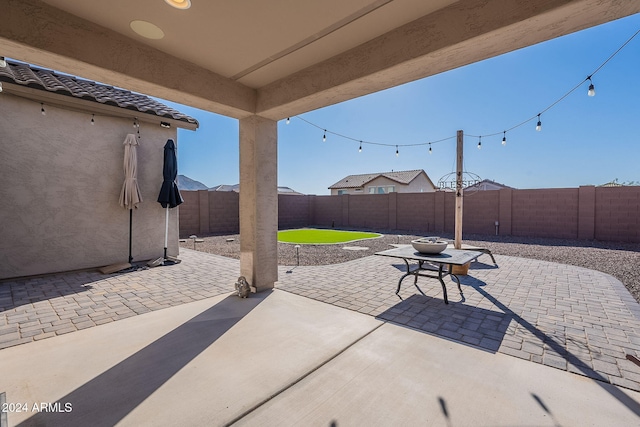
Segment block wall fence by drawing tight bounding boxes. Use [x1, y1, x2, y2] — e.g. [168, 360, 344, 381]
[179, 186, 640, 243]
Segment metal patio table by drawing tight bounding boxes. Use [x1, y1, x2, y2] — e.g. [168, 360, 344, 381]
[375, 245, 482, 304]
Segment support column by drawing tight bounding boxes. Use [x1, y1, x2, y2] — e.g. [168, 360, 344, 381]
[454, 130, 463, 249]
[239, 115, 278, 292]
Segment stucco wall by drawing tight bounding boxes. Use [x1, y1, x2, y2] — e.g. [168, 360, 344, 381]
[0, 94, 179, 279]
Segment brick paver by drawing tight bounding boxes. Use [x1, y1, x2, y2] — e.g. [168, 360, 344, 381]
[0, 249, 237, 349]
[3, 248, 640, 393]
[276, 252, 640, 392]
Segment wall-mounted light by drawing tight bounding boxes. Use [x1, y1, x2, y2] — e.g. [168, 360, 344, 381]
[164, 0, 191, 9]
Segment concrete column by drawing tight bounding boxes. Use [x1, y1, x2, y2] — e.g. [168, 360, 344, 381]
[434, 191, 445, 233]
[341, 194, 349, 227]
[198, 189, 210, 235]
[388, 192, 397, 230]
[239, 115, 278, 292]
[499, 189, 512, 236]
[578, 185, 596, 240]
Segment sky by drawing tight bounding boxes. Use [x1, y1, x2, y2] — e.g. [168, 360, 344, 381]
[164, 13, 640, 195]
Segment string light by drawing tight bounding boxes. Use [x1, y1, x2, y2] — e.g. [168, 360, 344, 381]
[0, 81, 3, 93]
[395, 145, 399, 156]
[477, 136, 482, 150]
[283, 28, 638, 155]
[587, 76, 596, 97]
[286, 117, 290, 124]
[40, 103, 46, 116]
[91, 114, 95, 125]
[0, 57, 6, 67]
[322, 130, 326, 142]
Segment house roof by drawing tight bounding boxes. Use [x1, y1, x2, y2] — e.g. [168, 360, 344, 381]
[0, 60, 198, 128]
[464, 179, 513, 190]
[210, 184, 303, 195]
[328, 169, 429, 189]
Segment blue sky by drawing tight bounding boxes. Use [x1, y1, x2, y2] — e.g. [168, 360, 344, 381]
[167, 13, 640, 195]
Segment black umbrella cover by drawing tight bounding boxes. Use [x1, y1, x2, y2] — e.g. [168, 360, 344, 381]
[157, 139, 183, 208]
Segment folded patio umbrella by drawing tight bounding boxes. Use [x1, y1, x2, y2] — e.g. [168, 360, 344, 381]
[157, 139, 182, 262]
[119, 134, 142, 263]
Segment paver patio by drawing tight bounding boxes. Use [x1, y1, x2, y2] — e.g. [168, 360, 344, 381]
[2, 248, 640, 393]
[276, 251, 640, 392]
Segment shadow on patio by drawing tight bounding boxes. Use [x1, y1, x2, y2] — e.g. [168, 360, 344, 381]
[18, 292, 270, 427]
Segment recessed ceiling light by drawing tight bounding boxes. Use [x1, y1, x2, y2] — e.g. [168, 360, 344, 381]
[130, 20, 165, 40]
[164, 0, 191, 10]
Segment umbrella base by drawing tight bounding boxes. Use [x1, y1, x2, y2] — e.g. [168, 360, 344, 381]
[147, 256, 181, 268]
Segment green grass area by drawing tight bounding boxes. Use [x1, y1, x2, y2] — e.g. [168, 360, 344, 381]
[277, 228, 381, 244]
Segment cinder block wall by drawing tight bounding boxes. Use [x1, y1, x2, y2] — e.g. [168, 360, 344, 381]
[512, 188, 579, 239]
[595, 186, 640, 242]
[279, 195, 310, 229]
[179, 186, 640, 243]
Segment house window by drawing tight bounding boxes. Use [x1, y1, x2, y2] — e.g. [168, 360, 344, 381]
[367, 185, 395, 194]
[337, 190, 347, 195]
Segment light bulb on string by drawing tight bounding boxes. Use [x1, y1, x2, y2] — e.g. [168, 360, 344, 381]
[322, 130, 326, 142]
[0, 81, 3, 93]
[395, 145, 399, 157]
[0, 57, 6, 67]
[91, 114, 95, 125]
[358, 141, 362, 153]
[477, 136, 482, 150]
[587, 76, 595, 97]
[428, 143, 432, 154]
[502, 131, 506, 146]
[536, 114, 542, 131]
[286, 117, 290, 124]
[41, 103, 46, 116]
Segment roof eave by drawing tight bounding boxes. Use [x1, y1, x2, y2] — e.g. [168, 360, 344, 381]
[1, 82, 198, 131]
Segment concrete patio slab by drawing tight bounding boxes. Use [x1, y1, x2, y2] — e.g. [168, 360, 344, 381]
[0, 290, 381, 426]
[237, 322, 640, 427]
[1, 287, 639, 426]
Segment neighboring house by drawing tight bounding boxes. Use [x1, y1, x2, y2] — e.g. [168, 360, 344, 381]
[209, 184, 303, 195]
[0, 60, 198, 280]
[464, 179, 513, 192]
[328, 169, 436, 195]
[177, 174, 208, 191]
[598, 179, 623, 187]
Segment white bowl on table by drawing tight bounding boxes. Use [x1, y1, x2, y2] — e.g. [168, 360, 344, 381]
[411, 237, 448, 254]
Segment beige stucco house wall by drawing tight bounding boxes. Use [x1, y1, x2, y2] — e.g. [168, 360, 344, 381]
[0, 93, 180, 279]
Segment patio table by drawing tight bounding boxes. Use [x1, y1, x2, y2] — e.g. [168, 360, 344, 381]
[375, 245, 482, 304]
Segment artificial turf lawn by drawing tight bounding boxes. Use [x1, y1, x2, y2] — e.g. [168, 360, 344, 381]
[277, 228, 381, 244]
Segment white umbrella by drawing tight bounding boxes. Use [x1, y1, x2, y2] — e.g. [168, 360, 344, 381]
[119, 134, 142, 263]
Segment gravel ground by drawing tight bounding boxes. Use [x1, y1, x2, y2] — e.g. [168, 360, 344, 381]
[180, 231, 640, 303]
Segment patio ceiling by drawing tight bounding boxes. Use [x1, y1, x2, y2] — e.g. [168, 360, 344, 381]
[2, 0, 640, 120]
